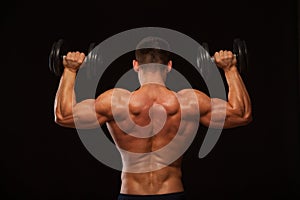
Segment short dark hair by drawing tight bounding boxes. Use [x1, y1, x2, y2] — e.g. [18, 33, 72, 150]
[135, 36, 171, 65]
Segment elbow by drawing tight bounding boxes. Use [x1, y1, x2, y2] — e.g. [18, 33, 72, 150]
[54, 109, 75, 128]
[239, 108, 253, 126]
[54, 111, 65, 126]
[230, 108, 253, 126]
[54, 109, 71, 127]
[53, 103, 75, 127]
[242, 113, 253, 125]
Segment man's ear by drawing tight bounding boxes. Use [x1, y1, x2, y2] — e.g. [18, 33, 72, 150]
[133, 60, 139, 72]
[167, 60, 172, 72]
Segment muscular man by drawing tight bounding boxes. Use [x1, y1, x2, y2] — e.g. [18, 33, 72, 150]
[54, 37, 252, 200]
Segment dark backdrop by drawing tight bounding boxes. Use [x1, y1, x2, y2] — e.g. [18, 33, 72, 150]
[1, 0, 299, 199]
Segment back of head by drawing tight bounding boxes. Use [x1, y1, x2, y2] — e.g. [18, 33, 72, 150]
[135, 36, 171, 65]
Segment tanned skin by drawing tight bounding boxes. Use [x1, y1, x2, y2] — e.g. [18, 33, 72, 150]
[54, 50, 252, 195]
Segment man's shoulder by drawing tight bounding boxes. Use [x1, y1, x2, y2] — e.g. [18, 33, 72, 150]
[95, 88, 131, 102]
[101, 88, 132, 95]
[176, 89, 195, 96]
[111, 88, 132, 94]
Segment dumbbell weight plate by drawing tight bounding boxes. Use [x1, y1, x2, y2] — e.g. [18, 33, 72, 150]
[88, 42, 97, 53]
[49, 41, 57, 76]
[202, 42, 210, 53]
[86, 42, 100, 79]
[196, 44, 211, 80]
[233, 38, 248, 75]
[241, 40, 249, 74]
[49, 39, 67, 76]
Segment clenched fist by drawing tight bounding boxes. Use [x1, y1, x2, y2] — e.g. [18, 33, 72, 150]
[63, 51, 85, 73]
[214, 50, 237, 71]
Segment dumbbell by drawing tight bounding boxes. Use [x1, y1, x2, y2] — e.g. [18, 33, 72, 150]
[196, 38, 249, 79]
[48, 39, 100, 78]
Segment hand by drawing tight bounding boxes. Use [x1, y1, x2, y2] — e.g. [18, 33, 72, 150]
[213, 50, 237, 71]
[63, 51, 85, 73]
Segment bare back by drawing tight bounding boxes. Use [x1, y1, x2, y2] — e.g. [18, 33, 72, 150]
[55, 48, 252, 196]
[106, 83, 199, 195]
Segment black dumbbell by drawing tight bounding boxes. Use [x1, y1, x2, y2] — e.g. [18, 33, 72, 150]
[197, 38, 249, 79]
[49, 39, 99, 78]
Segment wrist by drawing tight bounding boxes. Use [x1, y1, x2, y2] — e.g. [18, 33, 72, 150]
[224, 65, 238, 73]
[63, 68, 77, 75]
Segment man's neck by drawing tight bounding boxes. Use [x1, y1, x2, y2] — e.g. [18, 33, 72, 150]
[139, 72, 166, 87]
[140, 80, 166, 87]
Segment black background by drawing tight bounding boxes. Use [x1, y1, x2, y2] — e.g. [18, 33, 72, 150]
[1, 0, 299, 199]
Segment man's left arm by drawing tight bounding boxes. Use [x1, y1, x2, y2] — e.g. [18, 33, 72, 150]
[54, 51, 113, 129]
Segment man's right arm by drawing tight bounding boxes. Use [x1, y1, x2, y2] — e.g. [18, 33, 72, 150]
[179, 50, 252, 129]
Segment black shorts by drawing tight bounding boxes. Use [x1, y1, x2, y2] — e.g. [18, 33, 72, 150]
[118, 192, 186, 200]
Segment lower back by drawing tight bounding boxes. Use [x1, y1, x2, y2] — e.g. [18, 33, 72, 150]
[120, 162, 184, 195]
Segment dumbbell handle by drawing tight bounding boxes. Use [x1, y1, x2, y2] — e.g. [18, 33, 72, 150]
[49, 39, 98, 77]
[61, 54, 94, 68]
[209, 54, 237, 62]
[61, 45, 96, 62]
[199, 38, 248, 76]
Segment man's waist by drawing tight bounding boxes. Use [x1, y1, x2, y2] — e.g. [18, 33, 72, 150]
[118, 191, 186, 200]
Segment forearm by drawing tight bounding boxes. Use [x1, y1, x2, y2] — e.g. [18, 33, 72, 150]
[54, 69, 77, 121]
[224, 66, 252, 120]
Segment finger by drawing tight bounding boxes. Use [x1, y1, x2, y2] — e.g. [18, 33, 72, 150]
[67, 52, 75, 61]
[223, 50, 228, 58]
[63, 55, 67, 66]
[219, 50, 225, 58]
[226, 50, 234, 59]
[75, 51, 80, 57]
[73, 51, 80, 62]
[228, 51, 234, 60]
[232, 54, 237, 63]
[66, 52, 72, 59]
[214, 52, 221, 62]
[79, 53, 85, 63]
[227, 50, 233, 56]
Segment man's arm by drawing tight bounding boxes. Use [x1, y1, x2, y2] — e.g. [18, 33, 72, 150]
[179, 50, 252, 129]
[202, 50, 252, 128]
[54, 51, 113, 129]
